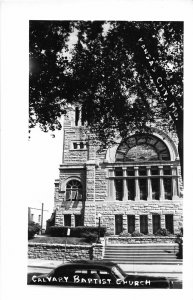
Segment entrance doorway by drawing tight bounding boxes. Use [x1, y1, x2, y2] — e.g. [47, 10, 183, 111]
[115, 215, 123, 235]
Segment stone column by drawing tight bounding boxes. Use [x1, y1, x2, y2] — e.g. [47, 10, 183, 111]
[159, 166, 165, 200]
[135, 214, 140, 232]
[134, 167, 140, 201]
[55, 212, 64, 226]
[71, 214, 75, 227]
[108, 168, 116, 201]
[84, 162, 96, 226]
[148, 215, 153, 234]
[147, 167, 152, 201]
[172, 167, 179, 200]
[161, 215, 166, 229]
[123, 167, 128, 201]
[123, 215, 127, 231]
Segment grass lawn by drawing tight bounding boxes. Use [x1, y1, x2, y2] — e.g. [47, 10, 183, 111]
[29, 236, 91, 245]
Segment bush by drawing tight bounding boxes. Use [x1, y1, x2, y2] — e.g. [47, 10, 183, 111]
[81, 232, 98, 243]
[28, 221, 41, 240]
[47, 226, 106, 238]
[154, 228, 172, 236]
[131, 230, 144, 237]
[119, 231, 131, 237]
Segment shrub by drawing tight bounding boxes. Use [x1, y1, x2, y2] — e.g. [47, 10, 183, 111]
[131, 230, 144, 237]
[175, 228, 183, 259]
[81, 232, 98, 243]
[28, 221, 41, 240]
[47, 226, 106, 238]
[154, 228, 172, 236]
[119, 231, 131, 237]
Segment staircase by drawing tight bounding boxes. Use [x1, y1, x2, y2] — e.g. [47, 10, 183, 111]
[103, 244, 182, 265]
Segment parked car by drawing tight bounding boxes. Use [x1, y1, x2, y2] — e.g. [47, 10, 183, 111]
[29, 260, 173, 288]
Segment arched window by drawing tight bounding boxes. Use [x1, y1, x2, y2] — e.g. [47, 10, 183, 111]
[66, 180, 83, 201]
[110, 133, 179, 202]
[115, 134, 170, 162]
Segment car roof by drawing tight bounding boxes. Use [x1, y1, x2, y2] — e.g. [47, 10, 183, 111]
[56, 260, 117, 269]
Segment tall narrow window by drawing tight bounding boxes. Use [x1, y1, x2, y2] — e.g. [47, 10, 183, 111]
[115, 169, 123, 201]
[152, 214, 161, 234]
[64, 214, 71, 227]
[115, 179, 123, 201]
[139, 179, 147, 200]
[75, 107, 80, 126]
[127, 179, 135, 200]
[140, 215, 148, 234]
[115, 215, 123, 235]
[128, 215, 135, 233]
[165, 214, 174, 234]
[139, 167, 147, 200]
[75, 215, 83, 227]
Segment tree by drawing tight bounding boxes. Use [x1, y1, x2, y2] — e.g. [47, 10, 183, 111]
[29, 21, 183, 177]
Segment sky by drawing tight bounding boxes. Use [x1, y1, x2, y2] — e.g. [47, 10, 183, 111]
[28, 124, 64, 215]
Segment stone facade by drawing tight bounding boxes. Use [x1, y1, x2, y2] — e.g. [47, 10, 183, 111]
[53, 106, 183, 236]
[28, 243, 103, 261]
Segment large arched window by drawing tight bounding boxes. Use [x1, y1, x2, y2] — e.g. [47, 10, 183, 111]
[66, 180, 83, 201]
[109, 133, 179, 202]
[115, 134, 170, 162]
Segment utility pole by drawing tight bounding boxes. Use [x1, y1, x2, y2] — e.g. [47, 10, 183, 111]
[41, 202, 44, 234]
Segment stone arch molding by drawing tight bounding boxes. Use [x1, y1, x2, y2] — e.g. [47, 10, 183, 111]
[105, 129, 178, 163]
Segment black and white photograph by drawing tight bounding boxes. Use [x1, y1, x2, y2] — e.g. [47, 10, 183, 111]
[28, 20, 183, 289]
[1, 1, 193, 300]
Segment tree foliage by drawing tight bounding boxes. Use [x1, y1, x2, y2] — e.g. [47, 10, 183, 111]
[29, 21, 183, 175]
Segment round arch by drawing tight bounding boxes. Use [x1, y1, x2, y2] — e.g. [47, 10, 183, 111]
[105, 130, 178, 163]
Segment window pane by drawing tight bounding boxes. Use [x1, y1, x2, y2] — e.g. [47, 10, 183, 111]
[64, 215, 71, 227]
[139, 179, 147, 200]
[163, 166, 171, 175]
[127, 167, 134, 176]
[139, 167, 147, 176]
[128, 215, 135, 233]
[115, 215, 123, 235]
[151, 166, 159, 175]
[115, 169, 123, 176]
[152, 215, 160, 234]
[73, 142, 77, 149]
[127, 179, 135, 200]
[164, 178, 172, 199]
[115, 179, 123, 201]
[80, 142, 84, 149]
[140, 215, 148, 234]
[75, 215, 83, 226]
[165, 214, 174, 234]
[66, 190, 71, 200]
[152, 178, 160, 200]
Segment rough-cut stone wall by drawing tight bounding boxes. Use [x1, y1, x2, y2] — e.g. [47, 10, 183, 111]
[95, 167, 108, 201]
[28, 243, 103, 261]
[95, 200, 183, 235]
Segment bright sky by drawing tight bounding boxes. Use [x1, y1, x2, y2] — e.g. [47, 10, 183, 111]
[28, 125, 64, 214]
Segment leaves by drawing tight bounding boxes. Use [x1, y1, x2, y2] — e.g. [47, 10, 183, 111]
[29, 21, 183, 160]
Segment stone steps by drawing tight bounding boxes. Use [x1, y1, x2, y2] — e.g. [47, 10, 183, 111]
[104, 244, 182, 264]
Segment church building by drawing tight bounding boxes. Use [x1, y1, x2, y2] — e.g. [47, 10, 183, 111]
[53, 105, 183, 235]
